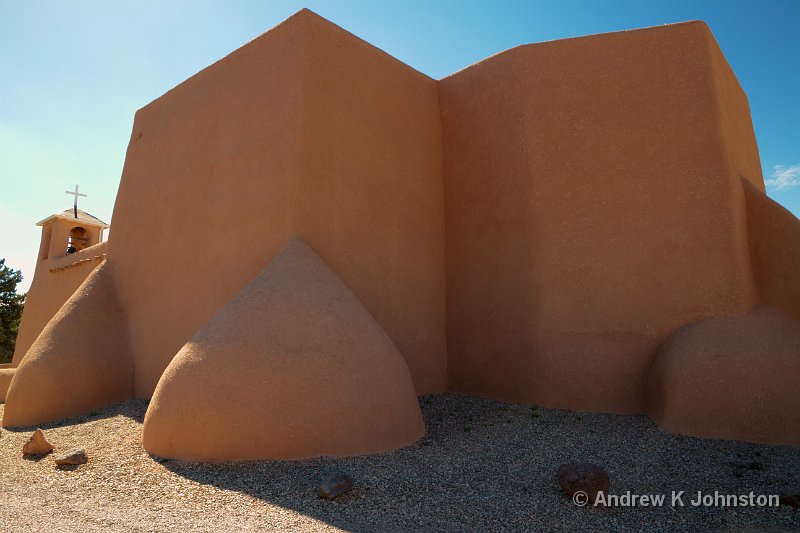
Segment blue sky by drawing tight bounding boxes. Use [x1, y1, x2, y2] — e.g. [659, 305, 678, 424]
[1, 0, 798, 291]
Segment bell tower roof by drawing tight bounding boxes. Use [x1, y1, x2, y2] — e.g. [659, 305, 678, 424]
[36, 209, 110, 229]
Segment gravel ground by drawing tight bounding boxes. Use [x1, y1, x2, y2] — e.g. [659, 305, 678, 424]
[1, 393, 798, 532]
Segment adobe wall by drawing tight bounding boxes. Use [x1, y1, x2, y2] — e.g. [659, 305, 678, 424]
[7, 10, 795, 452]
[0, 368, 13, 402]
[142, 239, 424, 460]
[743, 179, 800, 321]
[439, 21, 760, 413]
[11, 241, 107, 366]
[108, 9, 446, 397]
[3, 262, 134, 426]
[706, 34, 764, 192]
[645, 304, 800, 447]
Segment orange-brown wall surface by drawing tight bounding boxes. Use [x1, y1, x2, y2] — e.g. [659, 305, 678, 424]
[707, 36, 764, 192]
[3, 262, 134, 426]
[11, 241, 107, 367]
[744, 179, 800, 321]
[440, 21, 761, 413]
[6, 11, 796, 452]
[107, 9, 446, 398]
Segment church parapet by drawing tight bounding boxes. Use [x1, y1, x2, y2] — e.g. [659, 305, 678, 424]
[48, 243, 107, 272]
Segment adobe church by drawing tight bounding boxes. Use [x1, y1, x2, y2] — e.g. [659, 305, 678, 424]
[2, 9, 798, 460]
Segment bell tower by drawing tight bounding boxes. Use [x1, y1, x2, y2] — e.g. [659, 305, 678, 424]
[36, 184, 109, 265]
[4, 191, 111, 381]
[36, 209, 109, 264]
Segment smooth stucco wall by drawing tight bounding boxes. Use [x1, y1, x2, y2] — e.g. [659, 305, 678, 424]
[3, 262, 133, 427]
[0, 368, 13, 402]
[5, 11, 797, 451]
[143, 239, 424, 460]
[706, 34, 764, 192]
[743, 178, 800, 321]
[108, 9, 446, 398]
[11, 241, 107, 367]
[440, 21, 760, 413]
[646, 305, 800, 447]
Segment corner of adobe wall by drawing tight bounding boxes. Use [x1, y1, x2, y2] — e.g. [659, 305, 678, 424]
[438, 20, 761, 413]
[742, 177, 800, 321]
[109, 8, 447, 399]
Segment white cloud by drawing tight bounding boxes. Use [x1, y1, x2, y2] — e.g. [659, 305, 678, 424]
[765, 164, 800, 191]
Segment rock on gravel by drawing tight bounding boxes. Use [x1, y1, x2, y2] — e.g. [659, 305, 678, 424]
[2, 395, 800, 532]
[22, 428, 54, 456]
[556, 463, 610, 505]
[780, 491, 800, 509]
[54, 448, 88, 466]
[318, 472, 354, 500]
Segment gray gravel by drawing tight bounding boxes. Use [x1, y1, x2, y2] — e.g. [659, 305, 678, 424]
[1, 393, 798, 532]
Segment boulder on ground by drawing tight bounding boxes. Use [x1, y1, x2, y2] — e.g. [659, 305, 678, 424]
[556, 463, 610, 505]
[779, 491, 799, 509]
[54, 448, 88, 466]
[22, 429, 53, 456]
[318, 472, 354, 500]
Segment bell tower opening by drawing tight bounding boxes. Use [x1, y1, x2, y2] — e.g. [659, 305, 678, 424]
[67, 226, 90, 255]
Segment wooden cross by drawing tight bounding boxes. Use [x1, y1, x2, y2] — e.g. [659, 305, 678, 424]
[65, 184, 87, 218]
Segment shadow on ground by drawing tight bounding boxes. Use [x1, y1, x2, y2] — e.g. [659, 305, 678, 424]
[2, 399, 147, 433]
[148, 393, 800, 532]
[3, 393, 797, 531]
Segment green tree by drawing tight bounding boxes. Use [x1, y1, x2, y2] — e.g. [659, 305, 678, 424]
[0, 258, 25, 364]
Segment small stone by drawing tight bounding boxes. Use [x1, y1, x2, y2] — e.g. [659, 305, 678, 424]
[779, 492, 800, 508]
[22, 429, 54, 456]
[317, 472, 353, 500]
[54, 448, 88, 466]
[556, 463, 610, 505]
